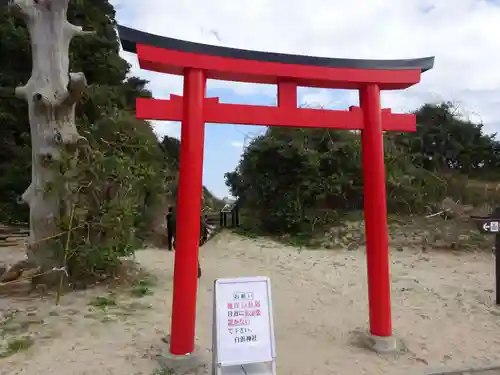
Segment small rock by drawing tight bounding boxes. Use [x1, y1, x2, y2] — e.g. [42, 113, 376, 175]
[414, 357, 428, 365]
[443, 354, 452, 361]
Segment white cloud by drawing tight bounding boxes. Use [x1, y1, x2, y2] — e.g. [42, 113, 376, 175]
[113, 0, 500, 137]
[230, 141, 244, 149]
[300, 89, 333, 108]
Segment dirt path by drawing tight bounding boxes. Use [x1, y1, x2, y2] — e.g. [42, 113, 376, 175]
[1, 232, 500, 374]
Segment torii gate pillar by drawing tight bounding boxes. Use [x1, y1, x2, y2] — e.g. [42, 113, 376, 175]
[169, 69, 206, 352]
[360, 84, 392, 340]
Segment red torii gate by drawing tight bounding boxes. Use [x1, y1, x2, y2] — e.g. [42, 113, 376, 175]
[118, 25, 434, 355]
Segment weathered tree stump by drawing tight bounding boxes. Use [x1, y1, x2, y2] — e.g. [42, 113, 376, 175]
[2, 0, 94, 283]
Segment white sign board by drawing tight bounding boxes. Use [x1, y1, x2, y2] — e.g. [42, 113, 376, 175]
[212, 276, 276, 375]
[491, 221, 499, 232]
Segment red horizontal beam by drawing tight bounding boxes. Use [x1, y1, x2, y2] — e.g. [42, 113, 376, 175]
[137, 97, 416, 132]
[137, 44, 422, 91]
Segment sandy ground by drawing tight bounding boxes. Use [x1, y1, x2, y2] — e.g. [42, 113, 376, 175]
[1, 231, 500, 375]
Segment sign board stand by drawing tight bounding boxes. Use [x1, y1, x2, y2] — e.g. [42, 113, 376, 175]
[471, 207, 500, 304]
[212, 276, 277, 375]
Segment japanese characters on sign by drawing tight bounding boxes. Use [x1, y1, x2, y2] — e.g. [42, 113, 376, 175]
[213, 277, 275, 369]
[227, 291, 262, 345]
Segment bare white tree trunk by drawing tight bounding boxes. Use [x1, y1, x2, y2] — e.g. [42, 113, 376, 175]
[7, 0, 93, 274]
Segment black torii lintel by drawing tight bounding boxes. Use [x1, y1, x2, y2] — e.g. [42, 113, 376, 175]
[117, 25, 435, 73]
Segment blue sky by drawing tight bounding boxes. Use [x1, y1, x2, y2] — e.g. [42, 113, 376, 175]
[112, 0, 500, 198]
[149, 86, 357, 199]
[183, 89, 269, 199]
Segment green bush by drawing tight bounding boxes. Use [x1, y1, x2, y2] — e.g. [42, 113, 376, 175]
[226, 103, 500, 236]
[52, 114, 166, 280]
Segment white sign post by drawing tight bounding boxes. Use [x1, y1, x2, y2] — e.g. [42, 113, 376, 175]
[212, 276, 277, 375]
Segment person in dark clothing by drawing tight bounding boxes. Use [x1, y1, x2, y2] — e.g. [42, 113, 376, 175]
[199, 215, 208, 245]
[169, 212, 206, 279]
[166, 207, 175, 251]
[197, 217, 208, 278]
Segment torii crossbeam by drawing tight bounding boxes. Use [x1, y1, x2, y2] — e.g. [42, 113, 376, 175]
[118, 24, 434, 356]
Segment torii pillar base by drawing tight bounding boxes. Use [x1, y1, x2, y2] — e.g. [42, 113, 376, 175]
[352, 331, 400, 354]
[369, 334, 399, 353]
[158, 336, 208, 375]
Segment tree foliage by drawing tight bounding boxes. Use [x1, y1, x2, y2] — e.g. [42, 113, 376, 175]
[0, 0, 170, 281]
[394, 102, 500, 175]
[226, 103, 500, 234]
[52, 114, 167, 280]
[0, 0, 150, 224]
